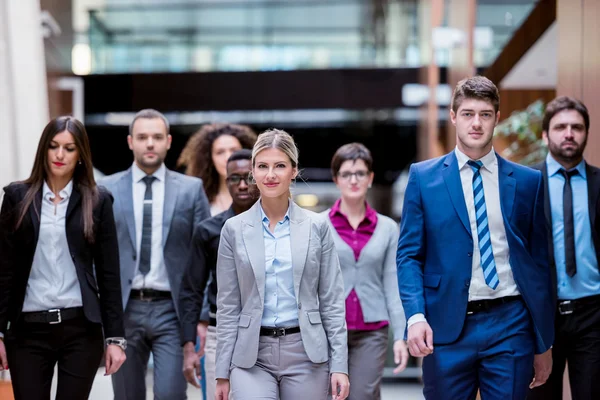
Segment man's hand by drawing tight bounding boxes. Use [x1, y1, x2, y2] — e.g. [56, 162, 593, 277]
[0, 339, 8, 371]
[392, 339, 409, 374]
[196, 321, 208, 357]
[104, 345, 126, 375]
[331, 372, 349, 400]
[407, 321, 434, 357]
[216, 378, 230, 400]
[530, 348, 553, 389]
[183, 342, 201, 388]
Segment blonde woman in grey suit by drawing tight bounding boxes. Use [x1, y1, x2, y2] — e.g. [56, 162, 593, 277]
[215, 129, 350, 400]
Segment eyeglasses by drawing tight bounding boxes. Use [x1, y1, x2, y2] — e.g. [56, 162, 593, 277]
[337, 171, 369, 181]
[226, 174, 251, 185]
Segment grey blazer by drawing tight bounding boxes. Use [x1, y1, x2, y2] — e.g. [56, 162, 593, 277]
[324, 210, 406, 340]
[98, 167, 210, 316]
[215, 201, 348, 379]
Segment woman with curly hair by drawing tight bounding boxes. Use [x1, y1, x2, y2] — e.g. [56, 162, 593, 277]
[178, 123, 257, 216]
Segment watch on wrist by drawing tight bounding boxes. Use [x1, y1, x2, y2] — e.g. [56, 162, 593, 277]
[106, 337, 127, 351]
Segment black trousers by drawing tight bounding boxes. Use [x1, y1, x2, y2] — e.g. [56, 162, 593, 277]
[5, 315, 104, 400]
[528, 297, 600, 400]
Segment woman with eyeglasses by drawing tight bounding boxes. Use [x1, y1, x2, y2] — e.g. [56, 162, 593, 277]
[0, 116, 126, 399]
[324, 142, 409, 400]
[215, 129, 349, 400]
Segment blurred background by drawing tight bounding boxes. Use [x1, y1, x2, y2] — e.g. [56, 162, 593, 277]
[0, 0, 593, 398]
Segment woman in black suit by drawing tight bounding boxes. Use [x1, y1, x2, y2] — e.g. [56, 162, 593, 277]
[0, 116, 126, 399]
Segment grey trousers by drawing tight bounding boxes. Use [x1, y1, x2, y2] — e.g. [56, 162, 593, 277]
[204, 325, 217, 400]
[111, 298, 187, 400]
[347, 327, 389, 400]
[230, 332, 329, 400]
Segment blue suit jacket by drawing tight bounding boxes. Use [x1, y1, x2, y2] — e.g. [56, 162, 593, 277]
[396, 152, 554, 354]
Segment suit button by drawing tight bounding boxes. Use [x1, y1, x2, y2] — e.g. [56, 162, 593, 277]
[298, 303, 302, 310]
[128, 279, 132, 284]
[71, 254, 75, 259]
[133, 254, 137, 261]
[467, 252, 472, 257]
[465, 280, 470, 287]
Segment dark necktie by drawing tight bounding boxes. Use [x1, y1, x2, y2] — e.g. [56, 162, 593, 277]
[139, 176, 156, 276]
[560, 169, 579, 277]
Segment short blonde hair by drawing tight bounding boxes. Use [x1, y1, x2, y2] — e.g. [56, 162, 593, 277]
[252, 129, 299, 168]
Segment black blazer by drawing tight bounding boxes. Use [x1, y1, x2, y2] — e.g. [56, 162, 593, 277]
[532, 161, 600, 301]
[0, 182, 125, 338]
[179, 207, 235, 345]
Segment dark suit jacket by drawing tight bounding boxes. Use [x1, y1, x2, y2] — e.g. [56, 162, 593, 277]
[531, 161, 600, 302]
[0, 182, 125, 338]
[180, 207, 235, 344]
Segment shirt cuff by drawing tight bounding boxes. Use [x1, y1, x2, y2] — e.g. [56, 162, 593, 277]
[407, 313, 427, 328]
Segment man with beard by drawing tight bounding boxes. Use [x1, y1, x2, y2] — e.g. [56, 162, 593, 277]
[180, 149, 259, 398]
[100, 109, 211, 399]
[530, 97, 600, 400]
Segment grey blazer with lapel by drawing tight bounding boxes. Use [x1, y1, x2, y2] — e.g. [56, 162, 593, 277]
[98, 167, 211, 316]
[215, 201, 348, 379]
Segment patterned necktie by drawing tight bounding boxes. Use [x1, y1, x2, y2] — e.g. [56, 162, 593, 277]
[467, 160, 499, 290]
[139, 175, 156, 276]
[560, 168, 579, 277]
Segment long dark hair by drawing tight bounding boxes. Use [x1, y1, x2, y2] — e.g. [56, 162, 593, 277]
[16, 116, 99, 242]
[177, 123, 257, 202]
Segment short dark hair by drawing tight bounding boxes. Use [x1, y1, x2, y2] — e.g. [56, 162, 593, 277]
[543, 96, 590, 133]
[451, 76, 500, 113]
[129, 109, 170, 135]
[228, 149, 252, 164]
[331, 143, 373, 177]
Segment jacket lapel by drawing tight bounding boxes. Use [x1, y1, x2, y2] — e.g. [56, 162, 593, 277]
[66, 186, 81, 222]
[289, 202, 310, 299]
[117, 168, 136, 250]
[497, 155, 516, 221]
[162, 170, 179, 246]
[442, 152, 471, 236]
[586, 163, 600, 227]
[242, 202, 266, 306]
[539, 162, 552, 230]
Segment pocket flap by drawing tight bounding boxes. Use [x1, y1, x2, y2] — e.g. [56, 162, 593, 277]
[238, 314, 251, 328]
[423, 274, 441, 288]
[307, 311, 322, 324]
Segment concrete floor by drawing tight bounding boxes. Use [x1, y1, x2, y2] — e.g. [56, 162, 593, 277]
[83, 369, 425, 399]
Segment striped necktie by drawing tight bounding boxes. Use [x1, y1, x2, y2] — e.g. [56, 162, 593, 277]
[467, 160, 499, 290]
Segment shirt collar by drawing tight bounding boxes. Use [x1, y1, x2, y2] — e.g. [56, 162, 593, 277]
[259, 201, 291, 225]
[132, 162, 166, 183]
[546, 153, 587, 179]
[43, 179, 74, 201]
[454, 146, 497, 172]
[329, 198, 377, 224]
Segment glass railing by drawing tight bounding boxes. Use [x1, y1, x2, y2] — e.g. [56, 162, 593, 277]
[84, 0, 538, 74]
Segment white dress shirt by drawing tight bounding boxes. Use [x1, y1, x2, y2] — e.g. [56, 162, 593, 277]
[131, 163, 170, 291]
[407, 148, 519, 328]
[22, 180, 83, 312]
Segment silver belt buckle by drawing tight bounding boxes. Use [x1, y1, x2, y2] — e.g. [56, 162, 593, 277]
[277, 328, 286, 337]
[48, 309, 62, 324]
[558, 300, 574, 315]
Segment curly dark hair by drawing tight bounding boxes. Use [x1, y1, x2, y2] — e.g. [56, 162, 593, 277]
[177, 123, 257, 202]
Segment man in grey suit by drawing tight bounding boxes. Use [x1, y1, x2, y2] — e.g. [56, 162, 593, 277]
[100, 109, 210, 400]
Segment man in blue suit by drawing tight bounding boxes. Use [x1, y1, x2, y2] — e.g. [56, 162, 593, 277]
[397, 76, 554, 399]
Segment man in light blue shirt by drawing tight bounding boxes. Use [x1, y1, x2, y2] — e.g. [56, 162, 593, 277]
[530, 96, 600, 400]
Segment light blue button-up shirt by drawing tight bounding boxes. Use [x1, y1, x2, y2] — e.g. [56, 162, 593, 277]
[260, 204, 299, 328]
[547, 154, 600, 299]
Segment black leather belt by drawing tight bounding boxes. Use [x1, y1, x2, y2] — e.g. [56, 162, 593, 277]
[130, 289, 171, 301]
[467, 296, 522, 315]
[260, 326, 300, 337]
[558, 294, 600, 315]
[21, 307, 84, 324]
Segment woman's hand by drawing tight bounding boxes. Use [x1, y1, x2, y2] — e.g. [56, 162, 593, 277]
[393, 339, 409, 374]
[0, 339, 8, 371]
[216, 378, 230, 400]
[104, 344, 126, 375]
[330, 372, 349, 400]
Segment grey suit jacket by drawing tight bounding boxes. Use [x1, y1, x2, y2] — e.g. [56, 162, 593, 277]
[323, 210, 406, 340]
[215, 201, 348, 379]
[98, 167, 210, 316]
